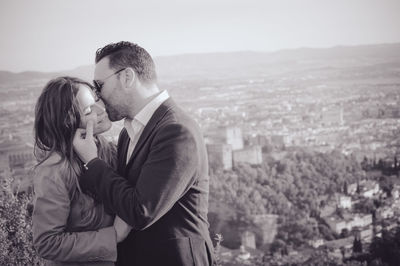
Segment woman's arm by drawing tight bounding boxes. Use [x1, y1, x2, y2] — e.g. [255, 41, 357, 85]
[32, 167, 117, 262]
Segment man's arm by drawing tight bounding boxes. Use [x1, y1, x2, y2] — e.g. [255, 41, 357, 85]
[78, 123, 199, 230]
[73, 120, 98, 164]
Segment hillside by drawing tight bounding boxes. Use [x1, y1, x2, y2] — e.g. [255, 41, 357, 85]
[1, 42, 400, 85]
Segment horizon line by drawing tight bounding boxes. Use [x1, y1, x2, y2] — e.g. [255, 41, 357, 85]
[2, 41, 399, 74]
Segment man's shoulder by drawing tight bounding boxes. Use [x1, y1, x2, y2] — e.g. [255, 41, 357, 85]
[159, 100, 197, 127]
[159, 108, 200, 136]
[150, 98, 203, 144]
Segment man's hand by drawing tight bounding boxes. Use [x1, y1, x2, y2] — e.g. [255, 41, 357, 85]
[73, 120, 98, 163]
[114, 216, 132, 243]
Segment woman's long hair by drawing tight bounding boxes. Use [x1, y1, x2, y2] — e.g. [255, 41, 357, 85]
[33, 76, 114, 197]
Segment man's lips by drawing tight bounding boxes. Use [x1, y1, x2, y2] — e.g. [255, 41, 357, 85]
[97, 113, 106, 123]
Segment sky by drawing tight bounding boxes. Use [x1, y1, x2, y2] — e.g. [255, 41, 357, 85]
[0, 0, 399, 72]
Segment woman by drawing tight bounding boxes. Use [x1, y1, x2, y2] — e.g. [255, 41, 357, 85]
[32, 76, 127, 265]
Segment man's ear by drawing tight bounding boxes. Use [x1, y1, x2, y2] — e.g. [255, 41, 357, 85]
[123, 68, 136, 88]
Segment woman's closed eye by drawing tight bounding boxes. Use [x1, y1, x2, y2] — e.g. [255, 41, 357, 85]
[83, 106, 92, 115]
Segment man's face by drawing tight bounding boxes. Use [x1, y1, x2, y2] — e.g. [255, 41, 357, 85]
[94, 57, 125, 122]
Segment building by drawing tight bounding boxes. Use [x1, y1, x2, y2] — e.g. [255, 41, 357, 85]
[392, 187, 399, 199]
[246, 134, 269, 147]
[320, 205, 336, 218]
[359, 180, 380, 198]
[347, 183, 358, 195]
[241, 230, 256, 249]
[349, 214, 373, 229]
[0, 136, 36, 195]
[206, 143, 232, 170]
[0, 137, 35, 173]
[376, 206, 394, 220]
[320, 106, 345, 126]
[337, 195, 352, 209]
[270, 135, 285, 148]
[323, 236, 354, 259]
[233, 145, 262, 166]
[206, 127, 263, 169]
[9, 153, 35, 171]
[359, 226, 373, 242]
[325, 213, 373, 234]
[226, 127, 244, 151]
[252, 214, 279, 246]
[308, 238, 324, 248]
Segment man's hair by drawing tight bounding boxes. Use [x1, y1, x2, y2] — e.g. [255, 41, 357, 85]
[95, 41, 157, 84]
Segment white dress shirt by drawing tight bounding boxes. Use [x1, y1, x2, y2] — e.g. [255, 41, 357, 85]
[124, 90, 169, 164]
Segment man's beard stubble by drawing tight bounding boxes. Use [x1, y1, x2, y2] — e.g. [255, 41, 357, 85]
[103, 100, 124, 122]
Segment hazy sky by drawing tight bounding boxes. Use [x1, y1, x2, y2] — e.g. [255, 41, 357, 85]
[1, 0, 399, 72]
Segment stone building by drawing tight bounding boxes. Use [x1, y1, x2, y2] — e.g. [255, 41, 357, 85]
[206, 143, 232, 170]
[337, 195, 352, 209]
[233, 145, 262, 166]
[241, 230, 256, 249]
[226, 127, 244, 151]
[0, 137, 34, 173]
[252, 214, 279, 246]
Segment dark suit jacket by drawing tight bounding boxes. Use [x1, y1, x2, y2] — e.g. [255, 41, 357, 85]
[80, 98, 214, 266]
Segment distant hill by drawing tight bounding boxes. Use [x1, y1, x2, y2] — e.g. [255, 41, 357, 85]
[0, 70, 61, 84]
[0, 67, 95, 85]
[1, 43, 400, 84]
[154, 43, 400, 80]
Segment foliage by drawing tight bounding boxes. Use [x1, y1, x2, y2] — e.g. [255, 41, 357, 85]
[211, 149, 363, 217]
[209, 148, 364, 247]
[0, 175, 44, 265]
[301, 248, 343, 265]
[273, 219, 319, 249]
[378, 175, 394, 197]
[353, 237, 362, 253]
[369, 227, 400, 265]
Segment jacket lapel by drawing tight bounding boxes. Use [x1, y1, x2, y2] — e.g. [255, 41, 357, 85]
[125, 98, 175, 169]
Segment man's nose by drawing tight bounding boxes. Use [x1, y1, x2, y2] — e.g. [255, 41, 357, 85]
[92, 102, 106, 114]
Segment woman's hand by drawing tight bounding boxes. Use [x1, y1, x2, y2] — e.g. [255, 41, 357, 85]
[114, 216, 132, 243]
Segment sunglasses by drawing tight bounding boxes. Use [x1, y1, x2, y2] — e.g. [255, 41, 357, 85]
[93, 68, 126, 97]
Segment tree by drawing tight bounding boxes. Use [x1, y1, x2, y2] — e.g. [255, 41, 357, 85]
[343, 181, 348, 195]
[341, 228, 350, 238]
[353, 237, 362, 253]
[369, 226, 400, 265]
[361, 156, 370, 171]
[270, 239, 287, 256]
[0, 176, 43, 265]
[379, 175, 394, 198]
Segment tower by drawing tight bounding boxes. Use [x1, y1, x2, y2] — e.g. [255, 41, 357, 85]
[226, 127, 243, 151]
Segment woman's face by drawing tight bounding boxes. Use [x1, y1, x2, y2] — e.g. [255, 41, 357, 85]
[76, 84, 112, 135]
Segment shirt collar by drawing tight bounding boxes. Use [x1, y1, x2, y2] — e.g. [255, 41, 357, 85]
[134, 90, 169, 126]
[124, 90, 169, 130]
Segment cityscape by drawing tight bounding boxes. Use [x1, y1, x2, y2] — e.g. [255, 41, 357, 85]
[1, 43, 400, 265]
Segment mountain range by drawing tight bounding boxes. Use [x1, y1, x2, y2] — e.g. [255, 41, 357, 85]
[1, 43, 400, 84]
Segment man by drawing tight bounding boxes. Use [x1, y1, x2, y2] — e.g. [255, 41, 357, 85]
[73, 41, 214, 266]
